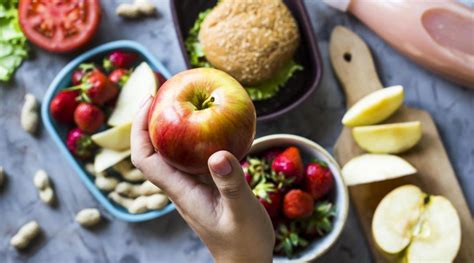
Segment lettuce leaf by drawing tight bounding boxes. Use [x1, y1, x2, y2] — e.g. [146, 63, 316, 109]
[185, 9, 212, 68]
[185, 9, 303, 101]
[245, 60, 303, 101]
[0, 0, 28, 82]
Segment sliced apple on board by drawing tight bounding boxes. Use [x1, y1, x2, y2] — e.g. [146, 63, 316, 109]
[342, 85, 404, 127]
[91, 123, 132, 151]
[372, 185, 426, 254]
[352, 121, 422, 154]
[108, 62, 157, 126]
[94, 148, 131, 173]
[342, 154, 417, 186]
[372, 185, 461, 262]
[405, 195, 461, 262]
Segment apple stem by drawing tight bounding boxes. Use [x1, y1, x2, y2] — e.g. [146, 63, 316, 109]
[201, 96, 215, 109]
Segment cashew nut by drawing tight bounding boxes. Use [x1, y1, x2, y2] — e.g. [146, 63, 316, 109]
[10, 221, 41, 250]
[34, 170, 55, 205]
[115, 180, 161, 198]
[21, 93, 39, 134]
[116, 0, 156, 18]
[108, 192, 168, 214]
[75, 208, 101, 227]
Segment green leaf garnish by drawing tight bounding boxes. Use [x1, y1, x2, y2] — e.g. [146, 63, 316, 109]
[0, 0, 28, 82]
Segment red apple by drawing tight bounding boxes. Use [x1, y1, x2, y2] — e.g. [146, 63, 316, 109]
[148, 68, 256, 174]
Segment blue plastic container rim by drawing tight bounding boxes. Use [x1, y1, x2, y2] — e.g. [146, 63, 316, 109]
[41, 40, 176, 222]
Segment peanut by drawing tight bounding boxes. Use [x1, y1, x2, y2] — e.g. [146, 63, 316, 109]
[115, 180, 161, 198]
[116, 0, 156, 18]
[108, 192, 168, 214]
[21, 93, 39, 134]
[0, 166, 4, 187]
[33, 170, 55, 205]
[10, 221, 41, 249]
[75, 208, 101, 227]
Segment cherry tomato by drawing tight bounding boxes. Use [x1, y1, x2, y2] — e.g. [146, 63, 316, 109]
[18, 0, 101, 53]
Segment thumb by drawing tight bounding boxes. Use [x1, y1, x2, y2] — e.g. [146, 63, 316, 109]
[208, 151, 251, 205]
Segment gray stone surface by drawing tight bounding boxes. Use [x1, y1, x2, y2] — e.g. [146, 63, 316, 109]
[0, 1, 472, 262]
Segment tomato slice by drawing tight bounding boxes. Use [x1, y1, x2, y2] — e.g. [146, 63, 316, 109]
[19, 0, 101, 53]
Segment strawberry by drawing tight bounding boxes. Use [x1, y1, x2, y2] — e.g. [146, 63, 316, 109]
[155, 72, 167, 88]
[304, 161, 334, 200]
[246, 156, 271, 186]
[74, 102, 105, 133]
[82, 69, 119, 105]
[303, 201, 335, 237]
[253, 181, 281, 219]
[66, 128, 96, 159]
[71, 63, 95, 85]
[108, 68, 130, 87]
[283, 189, 314, 219]
[50, 90, 80, 124]
[240, 160, 252, 185]
[103, 51, 138, 71]
[263, 148, 282, 163]
[274, 223, 308, 257]
[272, 146, 304, 184]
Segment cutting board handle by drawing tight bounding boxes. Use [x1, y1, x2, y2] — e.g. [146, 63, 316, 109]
[329, 26, 384, 107]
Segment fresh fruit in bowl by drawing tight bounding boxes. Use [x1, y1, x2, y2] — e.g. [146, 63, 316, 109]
[148, 68, 256, 174]
[242, 136, 348, 260]
[47, 47, 173, 217]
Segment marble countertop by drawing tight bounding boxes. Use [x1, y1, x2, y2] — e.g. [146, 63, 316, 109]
[1, 1, 472, 262]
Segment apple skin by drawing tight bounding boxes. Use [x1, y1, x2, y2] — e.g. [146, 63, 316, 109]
[148, 68, 256, 174]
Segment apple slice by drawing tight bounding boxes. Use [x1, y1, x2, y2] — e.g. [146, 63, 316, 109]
[108, 62, 157, 126]
[342, 154, 417, 186]
[91, 123, 132, 151]
[405, 195, 461, 262]
[94, 148, 131, 173]
[352, 121, 422, 154]
[342, 85, 404, 127]
[372, 185, 426, 254]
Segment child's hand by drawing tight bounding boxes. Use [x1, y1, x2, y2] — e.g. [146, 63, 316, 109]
[131, 97, 275, 262]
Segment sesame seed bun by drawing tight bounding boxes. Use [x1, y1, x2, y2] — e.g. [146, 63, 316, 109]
[198, 0, 300, 86]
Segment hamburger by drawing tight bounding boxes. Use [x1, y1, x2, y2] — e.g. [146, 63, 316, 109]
[185, 0, 302, 100]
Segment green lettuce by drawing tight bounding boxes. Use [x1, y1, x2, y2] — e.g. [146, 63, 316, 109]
[185, 9, 212, 68]
[0, 0, 28, 82]
[185, 9, 303, 101]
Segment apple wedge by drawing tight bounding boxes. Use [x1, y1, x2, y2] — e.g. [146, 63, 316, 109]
[405, 195, 461, 262]
[372, 185, 461, 261]
[108, 62, 157, 126]
[91, 123, 132, 151]
[342, 85, 404, 127]
[372, 185, 426, 254]
[352, 121, 422, 154]
[342, 154, 417, 186]
[94, 148, 131, 173]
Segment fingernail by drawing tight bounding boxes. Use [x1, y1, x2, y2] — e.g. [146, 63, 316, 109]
[210, 154, 232, 176]
[140, 96, 152, 107]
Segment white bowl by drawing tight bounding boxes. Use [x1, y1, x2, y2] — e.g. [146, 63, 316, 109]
[249, 134, 349, 262]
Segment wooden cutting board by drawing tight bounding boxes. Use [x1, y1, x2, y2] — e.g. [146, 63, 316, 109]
[330, 26, 474, 262]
